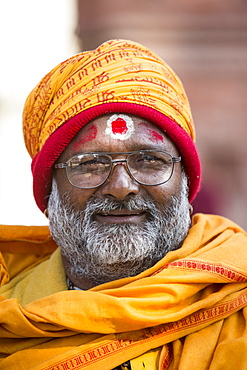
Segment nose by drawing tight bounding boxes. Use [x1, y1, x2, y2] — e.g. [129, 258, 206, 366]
[101, 162, 140, 201]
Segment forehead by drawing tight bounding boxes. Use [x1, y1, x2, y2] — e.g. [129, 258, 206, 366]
[61, 114, 179, 159]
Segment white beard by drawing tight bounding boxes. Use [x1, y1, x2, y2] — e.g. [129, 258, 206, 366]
[48, 174, 191, 285]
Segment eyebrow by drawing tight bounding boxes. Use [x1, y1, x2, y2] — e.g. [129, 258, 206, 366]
[74, 143, 175, 155]
[124, 142, 173, 152]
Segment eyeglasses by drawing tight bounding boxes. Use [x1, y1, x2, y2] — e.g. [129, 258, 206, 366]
[55, 150, 181, 189]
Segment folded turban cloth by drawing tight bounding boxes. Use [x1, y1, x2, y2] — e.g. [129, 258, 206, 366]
[23, 39, 201, 212]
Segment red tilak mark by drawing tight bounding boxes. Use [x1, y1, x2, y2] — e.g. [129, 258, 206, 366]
[73, 125, 97, 150]
[139, 122, 164, 143]
[148, 129, 164, 143]
[111, 118, 128, 135]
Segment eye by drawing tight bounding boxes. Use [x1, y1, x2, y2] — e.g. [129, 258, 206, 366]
[143, 154, 163, 163]
[69, 155, 110, 173]
[129, 151, 172, 174]
[137, 153, 169, 165]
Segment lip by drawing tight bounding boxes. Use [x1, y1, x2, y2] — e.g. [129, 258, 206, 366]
[95, 209, 147, 224]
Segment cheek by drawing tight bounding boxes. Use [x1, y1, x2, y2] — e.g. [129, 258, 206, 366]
[65, 187, 98, 211]
[145, 167, 182, 204]
[68, 189, 94, 210]
[145, 186, 172, 205]
[54, 170, 95, 209]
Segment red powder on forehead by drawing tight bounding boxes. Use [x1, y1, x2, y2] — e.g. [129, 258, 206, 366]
[148, 129, 164, 143]
[111, 118, 128, 134]
[73, 125, 97, 150]
[139, 122, 164, 143]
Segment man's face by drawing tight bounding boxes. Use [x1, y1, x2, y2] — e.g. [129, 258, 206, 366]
[49, 114, 191, 288]
[55, 114, 182, 213]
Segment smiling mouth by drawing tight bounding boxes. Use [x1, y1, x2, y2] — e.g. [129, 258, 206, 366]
[95, 209, 147, 224]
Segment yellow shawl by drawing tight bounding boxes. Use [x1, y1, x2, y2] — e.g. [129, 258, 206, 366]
[0, 214, 247, 369]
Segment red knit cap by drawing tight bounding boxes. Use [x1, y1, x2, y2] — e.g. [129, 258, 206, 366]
[23, 39, 201, 212]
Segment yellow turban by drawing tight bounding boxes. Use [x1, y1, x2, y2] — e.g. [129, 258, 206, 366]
[22, 39, 200, 212]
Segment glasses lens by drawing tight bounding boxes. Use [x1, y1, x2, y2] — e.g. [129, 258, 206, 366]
[128, 151, 173, 185]
[66, 154, 111, 188]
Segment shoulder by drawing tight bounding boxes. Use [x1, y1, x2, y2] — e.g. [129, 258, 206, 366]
[0, 224, 57, 285]
[192, 213, 247, 237]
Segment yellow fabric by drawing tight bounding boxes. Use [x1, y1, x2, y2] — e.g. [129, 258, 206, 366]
[131, 347, 161, 369]
[0, 224, 57, 283]
[0, 214, 247, 369]
[22, 39, 195, 158]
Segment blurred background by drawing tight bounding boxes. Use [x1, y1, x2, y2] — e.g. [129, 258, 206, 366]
[0, 0, 246, 228]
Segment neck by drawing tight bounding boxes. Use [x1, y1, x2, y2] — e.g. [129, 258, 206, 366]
[62, 255, 97, 290]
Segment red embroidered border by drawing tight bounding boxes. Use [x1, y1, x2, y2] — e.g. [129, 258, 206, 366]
[160, 343, 173, 370]
[153, 259, 247, 282]
[40, 290, 247, 370]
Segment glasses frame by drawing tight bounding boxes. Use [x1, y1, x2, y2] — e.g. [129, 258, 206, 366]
[55, 150, 181, 189]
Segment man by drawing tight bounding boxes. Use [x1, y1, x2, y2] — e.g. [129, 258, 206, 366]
[0, 39, 246, 369]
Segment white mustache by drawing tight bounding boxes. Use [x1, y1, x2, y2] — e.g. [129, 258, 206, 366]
[82, 195, 159, 221]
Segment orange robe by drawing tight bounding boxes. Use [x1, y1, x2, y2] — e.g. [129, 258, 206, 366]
[0, 214, 247, 369]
